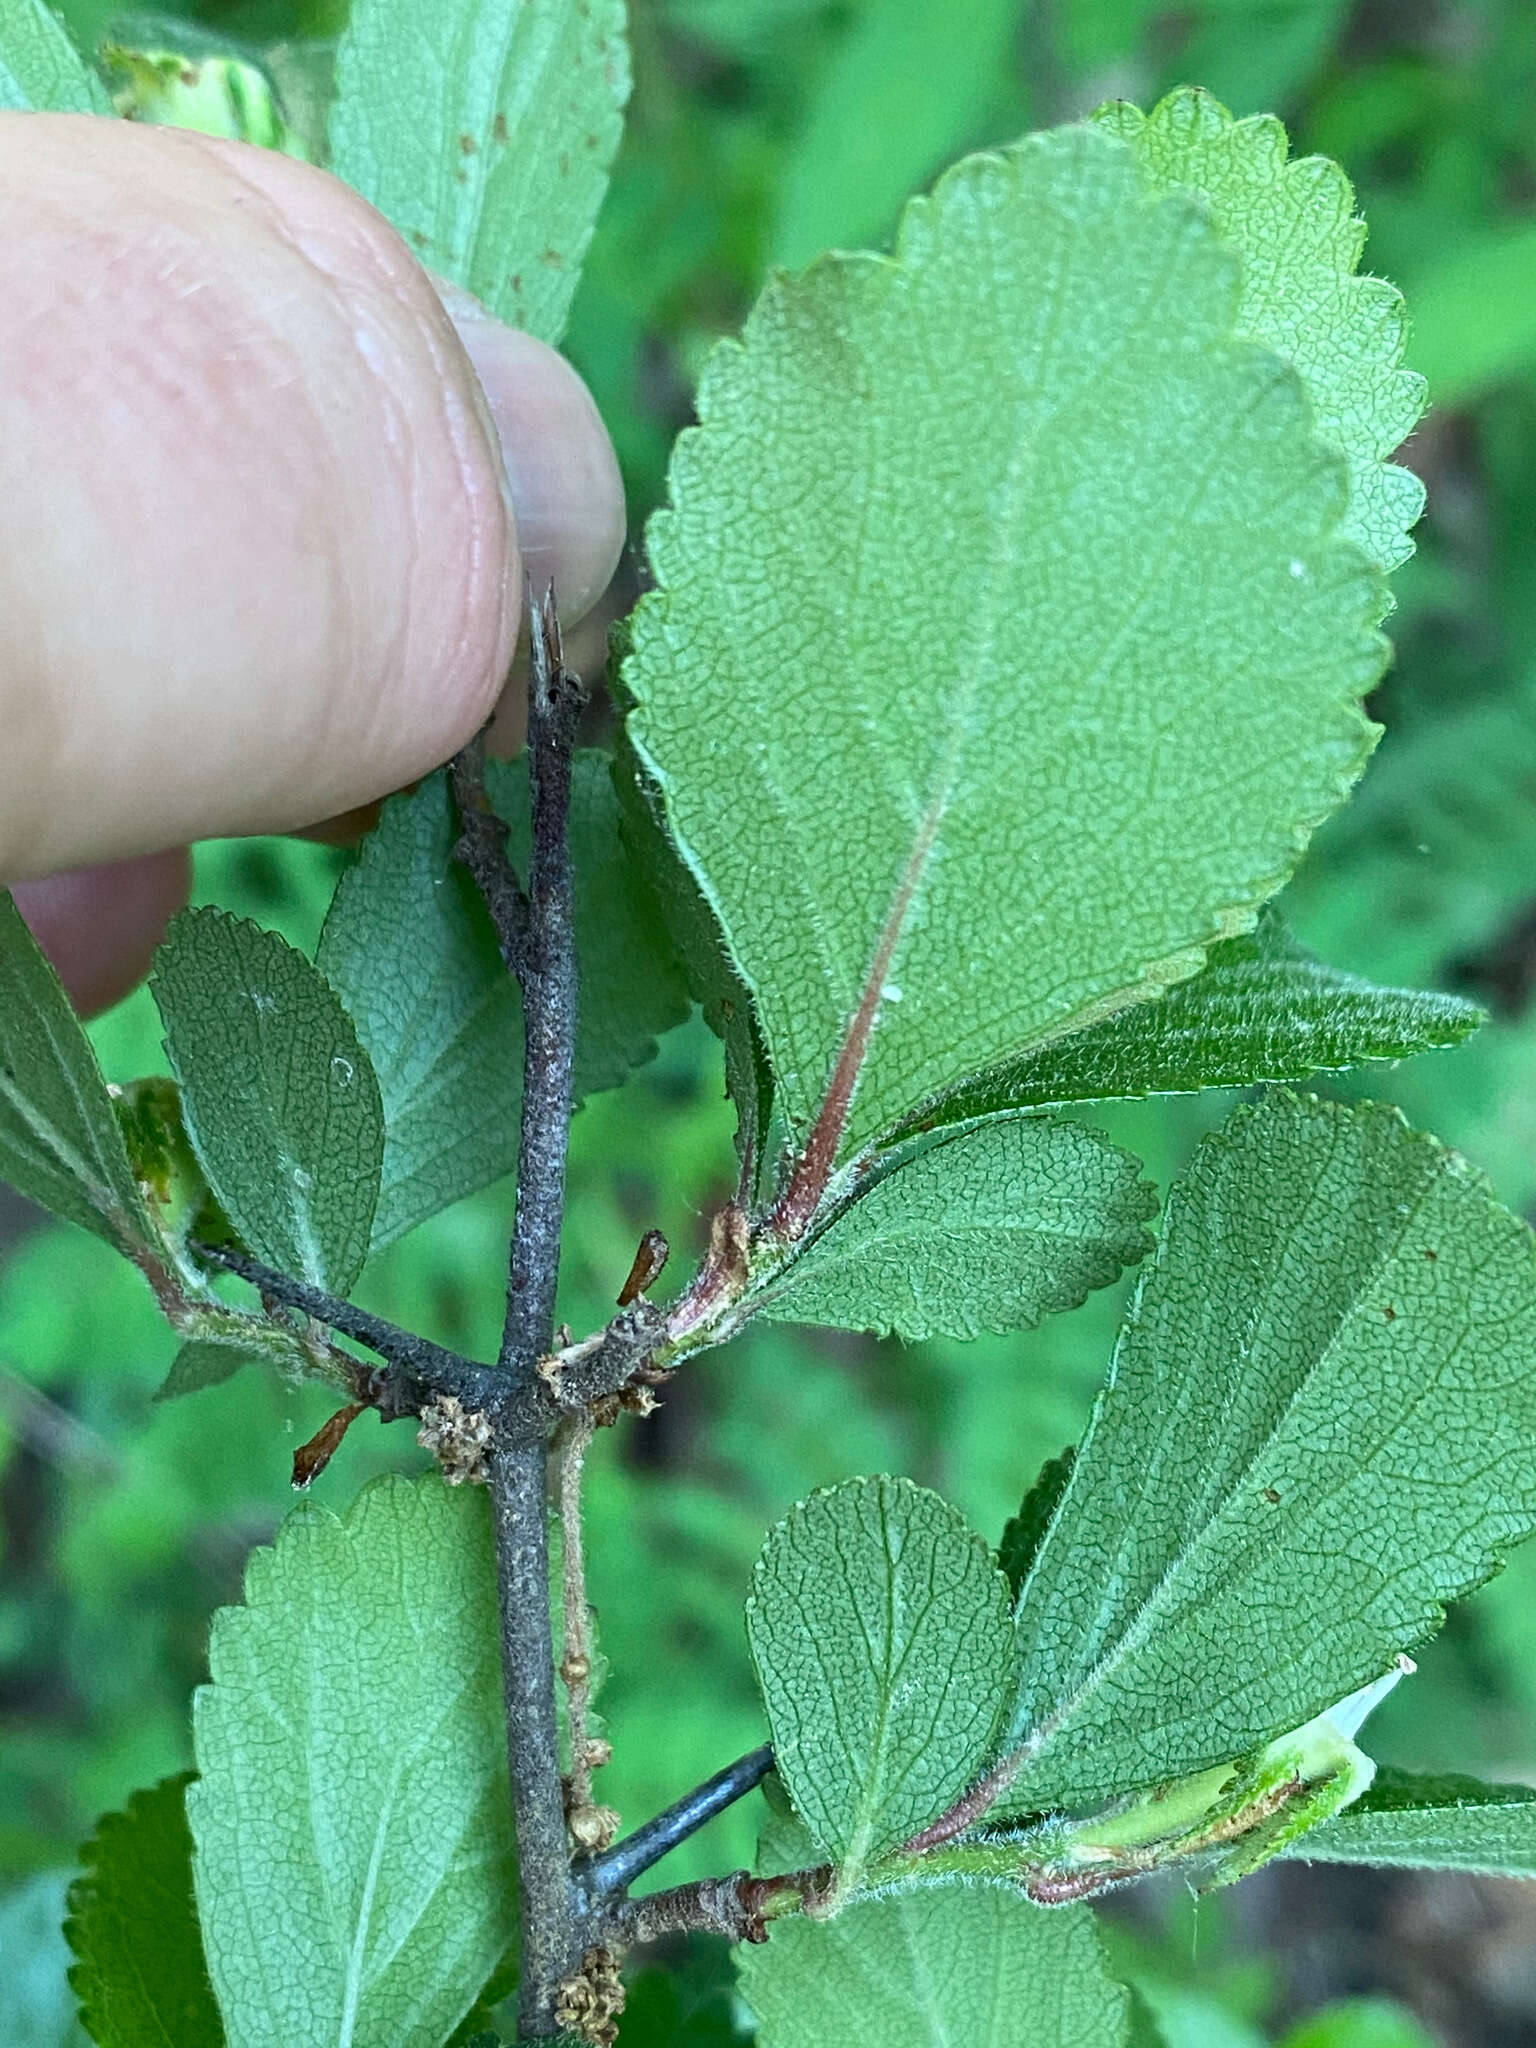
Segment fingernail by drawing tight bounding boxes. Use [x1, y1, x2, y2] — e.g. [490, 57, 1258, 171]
[435, 280, 626, 625]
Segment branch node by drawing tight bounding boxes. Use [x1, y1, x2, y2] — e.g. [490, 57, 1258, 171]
[415, 1393, 493, 1486]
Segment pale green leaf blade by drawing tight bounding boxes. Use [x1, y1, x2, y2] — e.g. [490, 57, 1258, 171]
[0, 0, 109, 111]
[0, 892, 157, 1251]
[151, 909, 383, 1290]
[745, 1476, 1014, 1882]
[1097, 88, 1425, 572]
[316, 756, 689, 1249]
[884, 910, 1482, 1138]
[625, 124, 1384, 1157]
[1281, 1766, 1536, 1877]
[187, 1476, 516, 2048]
[65, 1775, 225, 2048]
[737, 1883, 1130, 2048]
[327, 0, 629, 341]
[771, 0, 1023, 267]
[155, 1306, 332, 1402]
[756, 1116, 1154, 1340]
[1007, 1092, 1536, 1811]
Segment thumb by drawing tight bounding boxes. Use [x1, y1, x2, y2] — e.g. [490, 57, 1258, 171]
[0, 113, 624, 882]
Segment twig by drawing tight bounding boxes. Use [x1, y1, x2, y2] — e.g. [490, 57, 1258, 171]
[600, 1866, 828, 1948]
[556, 1415, 599, 1814]
[582, 1744, 776, 1902]
[199, 1244, 494, 1414]
[449, 729, 530, 978]
[500, 585, 586, 1381]
[490, 1437, 582, 2028]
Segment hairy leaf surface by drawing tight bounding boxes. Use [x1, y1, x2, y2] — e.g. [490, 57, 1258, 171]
[65, 1775, 224, 2048]
[737, 1883, 1130, 2047]
[187, 1476, 515, 2048]
[626, 123, 1383, 1156]
[1007, 1092, 1536, 1809]
[152, 910, 383, 1291]
[1282, 1766, 1536, 1876]
[886, 912, 1481, 1138]
[317, 758, 689, 1248]
[999, 1448, 1076, 1600]
[1098, 88, 1424, 571]
[0, 892, 157, 1252]
[328, 0, 628, 341]
[746, 1477, 1013, 1883]
[0, 0, 108, 110]
[756, 1116, 1154, 1340]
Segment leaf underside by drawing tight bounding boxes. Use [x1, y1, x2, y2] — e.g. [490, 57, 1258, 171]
[885, 909, 1481, 1141]
[328, 0, 629, 341]
[1007, 1091, 1536, 1811]
[1283, 1765, 1536, 1876]
[151, 909, 384, 1292]
[0, 891, 156, 1251]
[745, 1476, 1014, 1879]
[187, 1476, 516, 2048]
[65, 1774, 225, 2048]
[758, 1114, 1155, 1340]
[736, 1883, 1130, 2048]
[1097, 87, 1425, 573]
[626, 121, 1384, 1159]
[0, 0, 109, 110]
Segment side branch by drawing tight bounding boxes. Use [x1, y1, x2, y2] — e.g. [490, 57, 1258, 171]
[582, 1744, 776, 1902]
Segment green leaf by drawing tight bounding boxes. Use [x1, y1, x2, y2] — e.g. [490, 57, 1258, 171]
[0, 0, 109, 110]
[316, 757, 689, 1250]
[65, 1775, 224, 2048]
[1125, 1987, 1172, 2048]
[0, 892, 157, 1252]
[187, 1475, 516, 2048]
[1281, 1765, 1536, 1877]
[1006, 1091, 1536, 1811]
[1279, 1999, 1437, 2048]
[745, 1476, 1014, 1885]
[155, 1306, 329, 1402]
[771, 0, 1023, 267]
[624, 123, 1384, 1160]
[884, 911, 1481, 1141]
[328, 0, 629, 342]
[151, 909, 384, 1291]
[612, 736, 774, 1187]
[1097, 87, 1424, 572]
[737, 1883, 1130, 2048]
[755, 1116, 1154, 1340]
[998, 1447, 1075, 1600]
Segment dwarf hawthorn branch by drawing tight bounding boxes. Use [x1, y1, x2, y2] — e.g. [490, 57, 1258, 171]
[451, 588, 589, 2033]
[599, 1863, 830, 1948]
[581, 1744, 776, 1902]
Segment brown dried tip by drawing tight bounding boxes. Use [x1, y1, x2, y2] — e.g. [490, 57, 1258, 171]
[292, 1402, 365, 1490]
[617, 1228, 670, 1307]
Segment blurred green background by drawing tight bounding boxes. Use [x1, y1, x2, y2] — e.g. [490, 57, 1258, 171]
[8, 2, 1536, 2042]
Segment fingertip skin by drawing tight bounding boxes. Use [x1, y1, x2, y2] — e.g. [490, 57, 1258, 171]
[0, 114, 520, 877]
[14, 846, 192, 1016]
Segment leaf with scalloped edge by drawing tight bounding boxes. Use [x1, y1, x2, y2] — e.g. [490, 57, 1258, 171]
[882, 909, 1481, 1141]
[746, 1476, 1014, 1890]
[625, 122, 1385, 1160]
[1006, 1091, 1536, 1812]
[754, 1114, 1154, 1340]
[737, 1883, 1131, 2048]
[187, 1475, 515, 2048]
[1281, 1766, 1536, 1876]
[1096, 88, 1424, 573]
